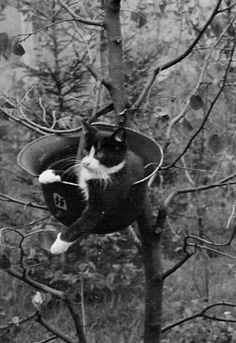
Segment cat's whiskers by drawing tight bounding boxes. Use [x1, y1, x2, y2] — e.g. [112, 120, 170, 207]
[62, 159, 82, 179]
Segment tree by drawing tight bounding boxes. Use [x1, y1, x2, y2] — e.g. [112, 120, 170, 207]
[1, 0, 236, 342]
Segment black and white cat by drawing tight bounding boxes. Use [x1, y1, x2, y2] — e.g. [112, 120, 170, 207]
[39, 122, 144, 254]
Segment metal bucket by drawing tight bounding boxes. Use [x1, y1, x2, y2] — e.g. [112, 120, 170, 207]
[17, 123, 163, 233]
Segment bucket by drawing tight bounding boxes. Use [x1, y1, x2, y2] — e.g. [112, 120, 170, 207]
[17, 123, 163, 233]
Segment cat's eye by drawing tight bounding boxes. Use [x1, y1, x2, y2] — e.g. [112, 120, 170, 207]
[95, 152, 104, 159]
[114, 146, 121, 152]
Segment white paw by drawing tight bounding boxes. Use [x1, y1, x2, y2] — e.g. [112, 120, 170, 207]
[38, 170, 61, 184]
[50, 233, 74, 254]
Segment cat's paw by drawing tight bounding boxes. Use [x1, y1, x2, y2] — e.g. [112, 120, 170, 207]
[38, 170, 61, 184]
[50, 233, 74, 254]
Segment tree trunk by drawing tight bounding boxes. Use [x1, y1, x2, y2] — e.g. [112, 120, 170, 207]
[137, 196, 164, 343]
[104, 1, 164, 342]
[104, 0, 127, 116]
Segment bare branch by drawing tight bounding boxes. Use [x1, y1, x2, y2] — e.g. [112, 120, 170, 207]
[0, 107, 47, 135]
[7, 268, 65, 298]
[162, 252, 193, 280]
[0, 312, 37, 330]
[217, 1, 236, 13]
[132, 0, 223, 108]
[187, 223, 236, 247]
[0, 193, 48, 211]
[85, 62, 112, 90]
[162, 301, 236, 333]
[18, 19, 75, 43]
[36, 312, 75, 343]
[65, 296, 87, 343]
[165, 181, 236, 208]
[163, 33, 236, 170]
[35, 336, 57, 343]
[164, 13, 235, 150]
[188, 242, 236, 260]
[58, 0, 103, 27]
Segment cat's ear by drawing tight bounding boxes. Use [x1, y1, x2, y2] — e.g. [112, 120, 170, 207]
[111, 128, 127, 144]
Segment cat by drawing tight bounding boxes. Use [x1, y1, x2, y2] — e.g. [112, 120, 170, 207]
[38, 122, 144, 254]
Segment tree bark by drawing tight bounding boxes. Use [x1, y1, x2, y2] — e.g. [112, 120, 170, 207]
[137, 196, 165, 343]
[103, 1, 165, 342]
[104, 0, 128, 116]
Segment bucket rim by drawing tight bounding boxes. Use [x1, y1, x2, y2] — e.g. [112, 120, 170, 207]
[17, 122, 163, 184]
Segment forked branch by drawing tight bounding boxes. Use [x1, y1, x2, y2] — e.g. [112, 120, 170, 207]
[133, 0, 223, 108]
[162, 302, 236, 333]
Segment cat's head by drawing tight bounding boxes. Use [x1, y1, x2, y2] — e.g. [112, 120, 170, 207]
[81, 121, 127, 173]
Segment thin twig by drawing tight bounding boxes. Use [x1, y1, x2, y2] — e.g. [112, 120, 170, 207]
[0, 193, 48, 211]
[162, 252, 193, 280]
[164, 12, 236, 151]
[163, 33, 236, 170]
[162, 301, 236, 333]
[65, 296, 87, 343]
[36, 313, 75, 343]
[7, 269, 64, 298]
[35, 336, 57, 343]
[165, 181, 236, 208]
[0, 312, 37, 330]
[58, 0, 103, 27]
[132, 0, 223, 108]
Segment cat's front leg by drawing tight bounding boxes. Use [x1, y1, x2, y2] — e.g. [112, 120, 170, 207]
[50, 208, 105, 254]
[50, 233, 74, 254]
[38, 169, 62, 184]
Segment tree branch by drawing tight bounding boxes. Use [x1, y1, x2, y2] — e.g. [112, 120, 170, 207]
[0, 311, 37, 330]
[163, 33, 236, 170]
[164, 13, 235, 150]
[162, 301, 236, 333]
[36, 312, 75, 343]
[65, 296, 87, 343]
[7, 269, 65, 299]
[162, 252, 193, 280]
[0, 193, 48, 210]
[58, 0, 103, 27]
[165, 181, 236, 208]
[132, 0, 223, 108]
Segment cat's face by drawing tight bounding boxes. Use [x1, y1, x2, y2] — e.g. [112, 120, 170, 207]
[81, 123, 127, 173]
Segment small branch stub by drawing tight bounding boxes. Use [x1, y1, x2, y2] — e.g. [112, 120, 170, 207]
[113, 35, 122, 43]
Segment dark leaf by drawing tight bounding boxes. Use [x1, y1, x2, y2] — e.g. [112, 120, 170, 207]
[0, 125, 8, 138]
[183, 118, 193, 131]
[0, 255, 11, 270]
[131, 11, 147, 28]
[12, 42, 25, 56]
[208, 134, 225, 153]
[159, 0, 167, 13]
[0, 32, 9, 56]
[211, 19, 223, 37]
[190, 94, 204, 110]
[1, 101, 15, 109]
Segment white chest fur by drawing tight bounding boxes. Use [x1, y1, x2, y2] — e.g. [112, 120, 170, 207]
[78, 150, 125, 201]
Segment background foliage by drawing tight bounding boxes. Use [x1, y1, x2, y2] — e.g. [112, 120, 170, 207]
[1, 0, 236, 342]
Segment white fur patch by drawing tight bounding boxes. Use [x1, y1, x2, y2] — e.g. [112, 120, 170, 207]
[78, 147, 125, 200]
[39, 170, 61, 184]
[50, 233, 74, 254]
